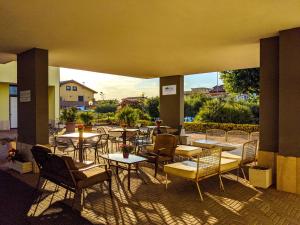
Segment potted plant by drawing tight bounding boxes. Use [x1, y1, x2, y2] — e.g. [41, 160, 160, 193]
[60, 107, 78, 133]
[7, 148, 32, 174]
[120, 144, 134, 158]
[79, 111, 94, 131]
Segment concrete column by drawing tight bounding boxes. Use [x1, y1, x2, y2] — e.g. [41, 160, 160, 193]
[258, 37, 279, 173]
[277, 28, 300, 193]
[17, 48, 49, 148]
[159, 75, 184, 128]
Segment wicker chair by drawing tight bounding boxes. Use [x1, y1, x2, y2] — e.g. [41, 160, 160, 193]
[138, 134, 177, 177]
[91, 134, 110, 163]
[31, 145, 112, 209]
[164, 147, 224, 201]
[205, 129, 226, 142]
[226, 130, 249, 144]
[250, 132, 259, 141]
[53, 137, 76, 158]
[97, 127, 107, 134]
[221, 140, 258, 180]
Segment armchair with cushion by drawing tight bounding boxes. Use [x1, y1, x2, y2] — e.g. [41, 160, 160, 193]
[31, 145, 112, 209]
[164, 147, 224, 201]
[138, 134, 177, 177]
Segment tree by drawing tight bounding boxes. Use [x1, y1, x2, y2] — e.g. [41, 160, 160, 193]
[115, 106, 139, 127]
[145, 97, 159, 120]
[95, 100, 118, 114]
[184, 93, 208, 118]
[220, 68, 260, 95]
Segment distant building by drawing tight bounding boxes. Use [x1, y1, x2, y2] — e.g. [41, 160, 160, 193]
[209, 85, 227, 97]
[60, 80, 97, 109]
[119, 96, 147, 108]
[184, 87, 211, 96]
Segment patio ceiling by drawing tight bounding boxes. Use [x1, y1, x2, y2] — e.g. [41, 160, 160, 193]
[0, 0, 299, 78]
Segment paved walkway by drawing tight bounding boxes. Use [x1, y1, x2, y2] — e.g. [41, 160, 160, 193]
[3, 163, 300, 225]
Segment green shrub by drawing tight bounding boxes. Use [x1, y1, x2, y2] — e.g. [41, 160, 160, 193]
[79, 111, 94, 125]
[195, 98, 253, 124]
[184, 122, 259, 133]
[60, 107, 77, 123]
[137, 120, 155, 127]
[115, 106, 139, 127]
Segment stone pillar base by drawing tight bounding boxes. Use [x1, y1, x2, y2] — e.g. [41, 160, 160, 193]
[277, 155, 300, 194]
[17, 142, 39, 173]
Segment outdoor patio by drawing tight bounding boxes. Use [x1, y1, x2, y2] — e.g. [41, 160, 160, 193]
[2, 153, 300, 225]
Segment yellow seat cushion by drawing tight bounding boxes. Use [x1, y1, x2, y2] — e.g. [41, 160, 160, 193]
[164, 161, 217, 179]
[221, 151, 242, 162]
[220, 157, 239, 173]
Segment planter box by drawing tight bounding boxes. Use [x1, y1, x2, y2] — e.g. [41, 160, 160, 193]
[249, 166, 272, 189]
[9, 161, 32, 174]
[180, 135, 191, 145]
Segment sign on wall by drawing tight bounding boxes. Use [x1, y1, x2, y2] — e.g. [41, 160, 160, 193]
[20, 90, 31, 102]
[162, 85, 176, 95]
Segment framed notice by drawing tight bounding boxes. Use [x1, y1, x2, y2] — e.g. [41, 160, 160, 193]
[162, 85, 176, 95]
[20, 90, 31, 102]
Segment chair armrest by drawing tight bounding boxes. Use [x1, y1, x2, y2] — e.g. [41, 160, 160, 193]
[73, 164, 108, 172]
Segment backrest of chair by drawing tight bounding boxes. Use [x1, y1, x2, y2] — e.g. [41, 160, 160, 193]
[55, 136, 71, 147]
[31, 145, 52, 170]
[250, 132, 259, 141]
[195, 147, 221, 179]
[241, 140, 258, 165]
[154, 134, 177, 157]
[97, 127, 107, 134]
[226, 130, 249, 144]
[206, 129, 226, 141]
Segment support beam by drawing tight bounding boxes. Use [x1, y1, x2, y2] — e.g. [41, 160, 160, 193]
[17, 48, 49, 146]
[159, 75, 184, 128]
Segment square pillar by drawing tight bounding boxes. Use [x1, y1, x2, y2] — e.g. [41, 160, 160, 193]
[277, 28, 300, 193]
[159, 75, 184, 128]
[17, 48, 49, 148]
[258, 37, 279, 174]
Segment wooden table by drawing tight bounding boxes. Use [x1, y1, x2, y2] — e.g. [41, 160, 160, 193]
[175, 145, 202, 157]
[99, 153, 147, 190]
[109, 128, 139, 144]
[192, 139, 242, 151]
[58, 132, 100, 162]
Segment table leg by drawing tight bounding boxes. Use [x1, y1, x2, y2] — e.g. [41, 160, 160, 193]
[78, 138, 84, 163]
[128, 164, 131, 190]
[116, 162, 119, 175]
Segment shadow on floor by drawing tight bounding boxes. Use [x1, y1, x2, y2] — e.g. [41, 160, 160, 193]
[0, 170, 93, 225]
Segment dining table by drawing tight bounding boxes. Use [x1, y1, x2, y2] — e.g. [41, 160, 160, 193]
[57, 132, 100, 163]
[192, 139, 242, 151]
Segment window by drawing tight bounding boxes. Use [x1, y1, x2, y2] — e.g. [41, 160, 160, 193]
[72, 86, 77, 91]
[9, 85, 17, 96]
[66, 86, 71, 91]
[78, 96, 84, 102]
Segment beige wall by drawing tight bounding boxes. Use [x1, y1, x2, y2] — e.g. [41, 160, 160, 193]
[0, 61, 60, 130]
[0, 83, 10, 130]
[60, 82, 95, 102]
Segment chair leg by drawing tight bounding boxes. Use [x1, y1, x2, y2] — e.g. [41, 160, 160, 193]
[195, 181, 204, 201]
[219, 174, 224, 191]
[165, 173, 168, 190]
[241, 167, 247, 180]
[237, 168, 240, 181]
[35, 175, 41, 190]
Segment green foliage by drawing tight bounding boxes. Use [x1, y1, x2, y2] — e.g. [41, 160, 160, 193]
[184, 93, 208, 117]
[115, 106, 139, 127]
[60, 107, 77, 123]
[220, 68, 260, 95]
[95, 100, 118, 114]
[137, 119, 155, 127]
[145, 97, 160, 119]
[79, 111, 94, 125]
[195, 98, 255, 124]
[184, 122, 259, 133]
[135, 109, 151, 121]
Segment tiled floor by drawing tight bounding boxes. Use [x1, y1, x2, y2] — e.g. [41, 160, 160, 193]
[4, 161, 300, 225]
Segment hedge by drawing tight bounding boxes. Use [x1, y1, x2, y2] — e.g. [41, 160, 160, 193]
[184, 122, 259, 133]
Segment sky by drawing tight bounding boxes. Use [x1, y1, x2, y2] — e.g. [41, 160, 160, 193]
[60, 68, 223, 100]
